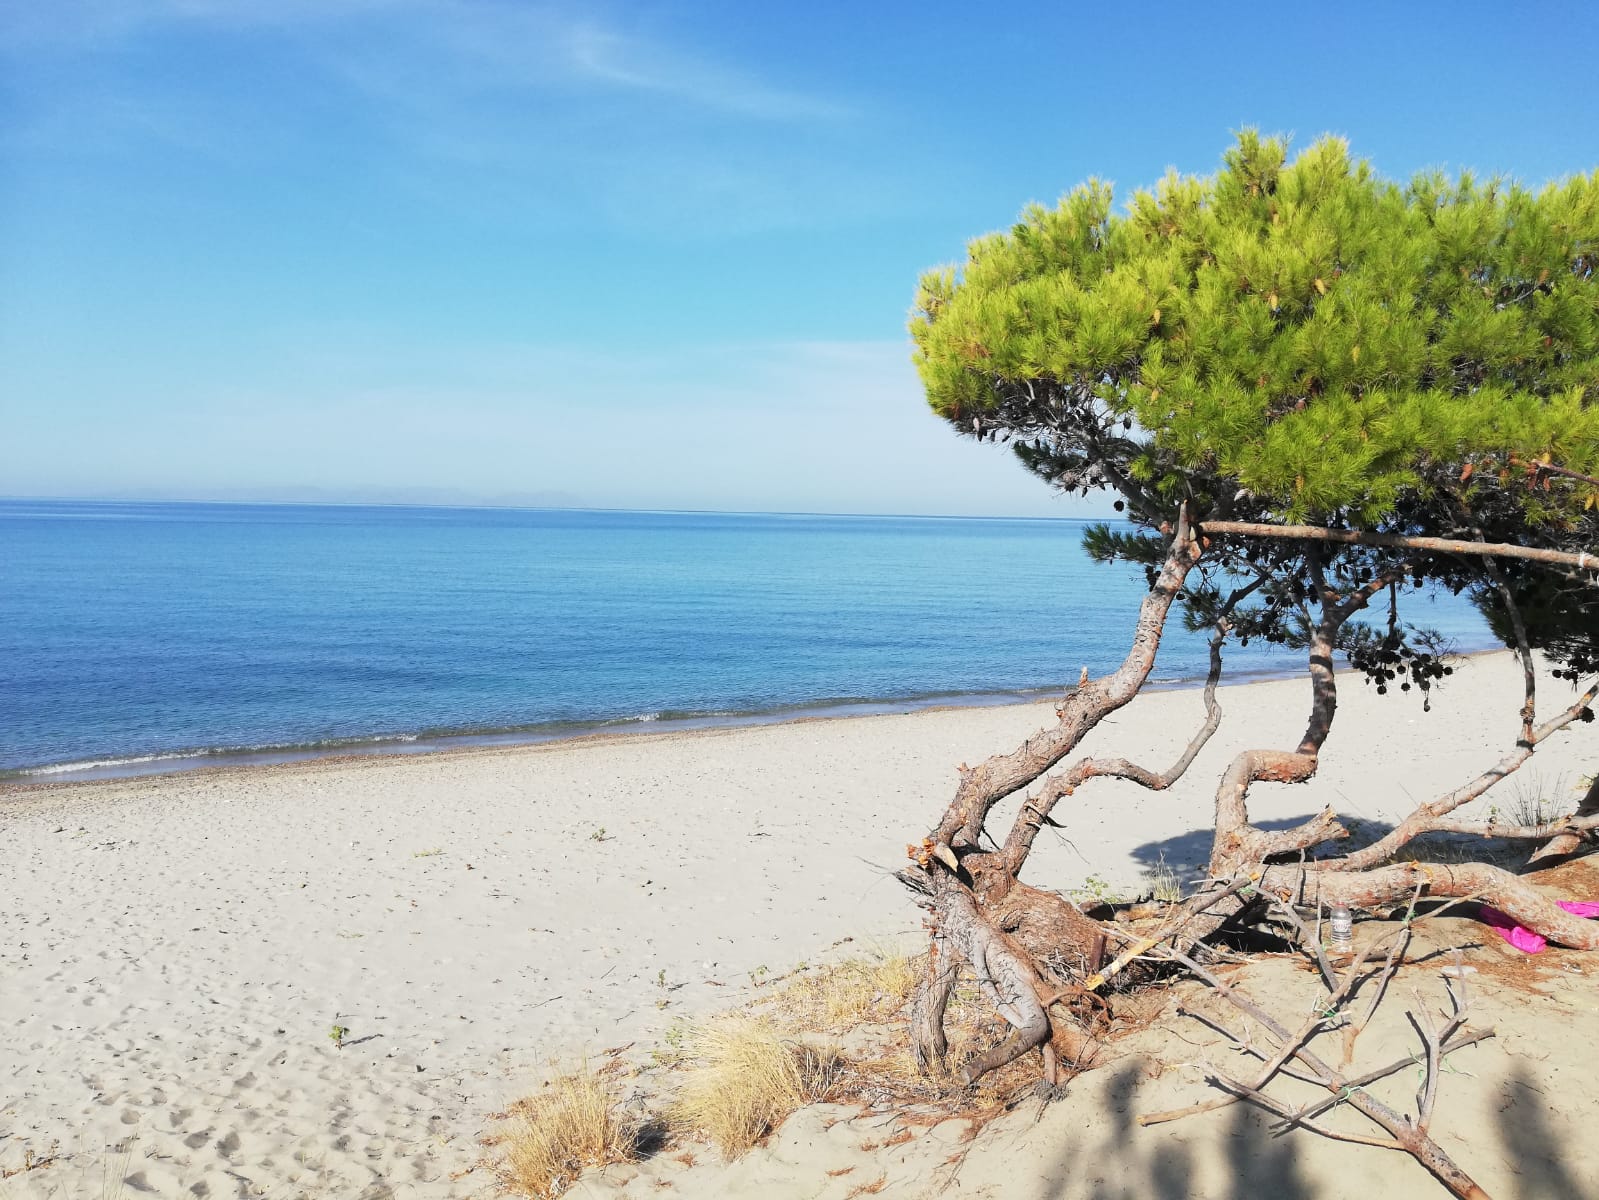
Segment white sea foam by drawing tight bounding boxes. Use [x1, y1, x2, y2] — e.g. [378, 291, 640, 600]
[19, 752, 189, 776]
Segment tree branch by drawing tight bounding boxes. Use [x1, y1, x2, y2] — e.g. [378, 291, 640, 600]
[1162, 944, 1493, 1199]
[1194, 520, 1599, 574]
[1334, 680, 1599, 871]
[1001, 580, 1253, 875]
[1425, 813, 1599, 841]
[924, 506, 1200, 857]
[1260, 859, 1599, 949]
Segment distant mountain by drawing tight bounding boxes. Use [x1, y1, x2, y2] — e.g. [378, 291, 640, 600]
[13, 485, 591, 510]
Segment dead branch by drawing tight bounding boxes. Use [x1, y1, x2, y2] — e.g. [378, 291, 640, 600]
[1424, 812, 1599, 841]
[1080, 872, 1260, 994]
[1529, 771, 1599, 864]
[1257, 859, 1599, 950]
[1161, 944, 1494, 1199]
[1139, 1026, 1494, 1128]
[1141, 902, 1412, 1127]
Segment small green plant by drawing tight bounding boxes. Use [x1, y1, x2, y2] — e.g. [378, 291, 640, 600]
[655, 968, 667, 989]
[328, 1023, 350, 1049]
[749, 964, 771, 988]
[590, 827, 610, 843]
[1068, 873, 1124, 906]
[651, 1022, 691, 1066]
[413, 847, 443, 858]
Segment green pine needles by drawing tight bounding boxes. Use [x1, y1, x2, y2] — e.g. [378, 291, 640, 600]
[911, 132, 1599, 531]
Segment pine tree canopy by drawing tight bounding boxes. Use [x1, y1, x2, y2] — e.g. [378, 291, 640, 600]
[912, 132, 1599, 529]
[912, 132, 1598, 678]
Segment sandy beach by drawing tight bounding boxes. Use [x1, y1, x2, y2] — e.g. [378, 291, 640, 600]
[3, 650, 1597, 1198]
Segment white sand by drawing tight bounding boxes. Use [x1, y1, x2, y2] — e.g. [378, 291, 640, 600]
[2, 651, 1594, 1197]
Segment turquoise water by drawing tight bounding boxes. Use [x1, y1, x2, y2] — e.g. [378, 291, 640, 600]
[0, 501, 1496, 779]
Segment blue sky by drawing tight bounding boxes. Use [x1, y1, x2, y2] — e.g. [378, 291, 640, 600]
[4, 1, 1597, 516]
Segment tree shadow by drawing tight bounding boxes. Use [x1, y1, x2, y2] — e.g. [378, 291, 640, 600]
[1037, 1059, 1315, 1200]
[1129, 815, 1392, 877]
[1494, 1062, 1591, 1200]
[1131, 815, 1554, 886]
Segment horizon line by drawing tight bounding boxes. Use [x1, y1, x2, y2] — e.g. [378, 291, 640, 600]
[0, 493, 1113, 524]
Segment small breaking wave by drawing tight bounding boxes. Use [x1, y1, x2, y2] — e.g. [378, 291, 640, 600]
[17, 751, 192, 776]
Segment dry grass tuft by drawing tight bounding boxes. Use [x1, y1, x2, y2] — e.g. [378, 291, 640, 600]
[1140, 852, 1184, 903]
[500, 1063, 638, 1198]
[758, 949, 919, 1032]
[672, 1016, 843, 1156]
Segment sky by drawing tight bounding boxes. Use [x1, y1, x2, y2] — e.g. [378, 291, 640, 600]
[4, 1, 1598, 516]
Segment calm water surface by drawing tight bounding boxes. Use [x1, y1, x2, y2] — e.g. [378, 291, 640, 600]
[0, 501, 1495, 778]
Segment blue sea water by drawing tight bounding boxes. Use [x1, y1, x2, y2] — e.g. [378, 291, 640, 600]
[0, 500, 1498, 780]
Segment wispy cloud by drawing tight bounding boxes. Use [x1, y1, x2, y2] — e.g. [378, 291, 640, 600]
[3, 0, 873, 235]
[550, 18, 848, 120]
[4, 1, 848, 121]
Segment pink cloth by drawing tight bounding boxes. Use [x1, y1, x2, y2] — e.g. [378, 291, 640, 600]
[1479, 900, 1599, 953]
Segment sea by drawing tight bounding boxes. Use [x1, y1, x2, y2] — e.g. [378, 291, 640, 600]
[0, 500, 1498, 781]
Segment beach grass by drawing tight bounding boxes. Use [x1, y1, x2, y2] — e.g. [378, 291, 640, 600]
[499, 1063, 638, 1198]
[755, 948, 919, 1032]
[672, 1016, 845, 1156]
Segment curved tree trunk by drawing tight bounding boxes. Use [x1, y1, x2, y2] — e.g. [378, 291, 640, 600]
[904, 511, 1203, 1080]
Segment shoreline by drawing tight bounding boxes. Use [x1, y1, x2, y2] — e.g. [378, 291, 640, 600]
[0, 646, 1505, 790]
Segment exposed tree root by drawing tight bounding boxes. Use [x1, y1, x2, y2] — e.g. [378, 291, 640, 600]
[899, 513, 1598, 1185]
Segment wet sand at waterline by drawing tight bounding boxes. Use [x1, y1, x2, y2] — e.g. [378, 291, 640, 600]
[3, 650, 1595, 1197]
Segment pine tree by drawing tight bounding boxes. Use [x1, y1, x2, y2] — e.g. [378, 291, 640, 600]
[911, 131, 1597, 675]
[898, 137, 1599, 1160]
